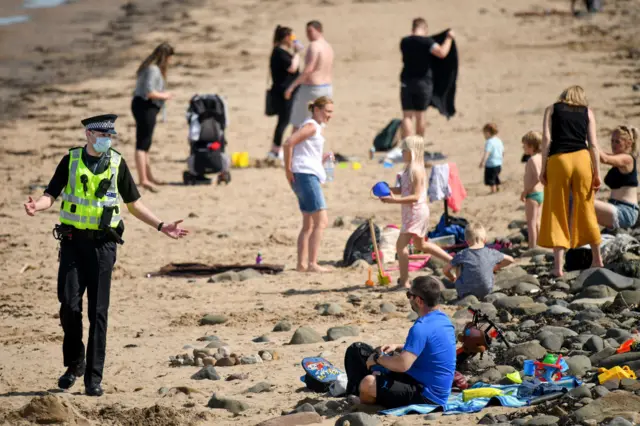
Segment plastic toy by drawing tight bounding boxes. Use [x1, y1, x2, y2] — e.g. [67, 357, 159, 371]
[365, 267, 375, 287]
[256, 252, 262, 265]
[368, 218, 390, 285]
[371, 181, 391, 198]
[523, 354, 569, 382]
[597, 366, 637, 384]
[616, 338, 640, 354]
[456, 308, 511, 367]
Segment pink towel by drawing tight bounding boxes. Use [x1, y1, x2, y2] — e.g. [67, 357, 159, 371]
[447, 163, 467, 213]
[386, 259, 430, 272]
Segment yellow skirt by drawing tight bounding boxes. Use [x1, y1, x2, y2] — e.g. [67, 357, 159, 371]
[539, 149, 601, 249]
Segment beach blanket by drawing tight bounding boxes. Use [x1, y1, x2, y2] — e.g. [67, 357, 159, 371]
[380, 379, 581, 416]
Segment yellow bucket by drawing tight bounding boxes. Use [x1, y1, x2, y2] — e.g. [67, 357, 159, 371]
[238, 152, 249, 168]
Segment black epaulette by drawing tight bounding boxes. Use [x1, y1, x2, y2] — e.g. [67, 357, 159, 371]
[109, 148, 122, 155]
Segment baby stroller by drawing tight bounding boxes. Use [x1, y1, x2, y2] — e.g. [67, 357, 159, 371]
[183, 94, 231, 185]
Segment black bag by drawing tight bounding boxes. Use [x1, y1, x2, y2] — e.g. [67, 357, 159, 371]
[565, 248, 592, 271]
[343, 222, 380, 266]
[192, 141, 225, 175]
[373, 119, 402, 152]
[344, 342, 376, 396]
[265, 88, 277, 117]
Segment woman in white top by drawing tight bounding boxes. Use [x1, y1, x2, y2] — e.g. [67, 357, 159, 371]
[283, 96, 334, 272]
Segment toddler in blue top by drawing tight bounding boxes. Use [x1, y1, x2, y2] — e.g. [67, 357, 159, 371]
[479, 123, 504, 194]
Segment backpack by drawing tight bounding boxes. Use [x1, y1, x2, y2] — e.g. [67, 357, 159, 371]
[373, 119, 402, 152]
[427, 214, 468, 244]
[344, 342, 377, 396]
[300, 357, 343, 393]
[343, 222, 381, 266]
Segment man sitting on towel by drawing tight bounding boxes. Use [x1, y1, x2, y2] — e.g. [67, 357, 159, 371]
[359, 276, 456, 408]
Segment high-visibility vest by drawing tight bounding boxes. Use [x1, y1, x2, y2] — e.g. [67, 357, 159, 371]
[59, 147, 122, 230]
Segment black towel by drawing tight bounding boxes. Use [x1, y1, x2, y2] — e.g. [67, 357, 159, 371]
[429, 30, 458, 119]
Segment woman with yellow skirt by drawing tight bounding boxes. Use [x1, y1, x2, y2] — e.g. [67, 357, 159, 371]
[539, 85, 603, 277]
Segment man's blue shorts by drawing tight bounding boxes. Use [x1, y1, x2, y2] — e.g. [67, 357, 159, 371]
[292, 173, 326, 214]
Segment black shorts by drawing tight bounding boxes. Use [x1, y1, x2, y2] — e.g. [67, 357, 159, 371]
[400, 79, 433, 111]
[484, 166, 502, 186]
[131, 96, 160, 152]
[375, 372, 432, 408]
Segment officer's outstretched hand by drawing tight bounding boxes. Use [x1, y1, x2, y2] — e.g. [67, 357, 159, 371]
[24, 196, 37, 216]
[161, 220, 189, 239]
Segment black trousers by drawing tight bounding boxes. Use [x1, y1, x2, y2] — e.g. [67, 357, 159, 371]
[131, 96, 160, 152]
[57, 237, 116, 386]
[272, 88, 294, 147]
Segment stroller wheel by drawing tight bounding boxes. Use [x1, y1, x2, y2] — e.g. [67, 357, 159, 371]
[183, 171, 195, 185]
[217, 171, 231, 185]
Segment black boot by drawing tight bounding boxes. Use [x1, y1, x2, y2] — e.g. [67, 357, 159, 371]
[58, 361, 85, 390]
[85, 384, 104, 397]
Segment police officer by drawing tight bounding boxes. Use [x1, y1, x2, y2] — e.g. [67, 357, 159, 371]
[23, 114, 188, 397]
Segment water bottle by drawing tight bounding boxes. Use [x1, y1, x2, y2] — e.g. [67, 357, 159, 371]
[256, 252, 262, 265]
[324, 152, 335, 182]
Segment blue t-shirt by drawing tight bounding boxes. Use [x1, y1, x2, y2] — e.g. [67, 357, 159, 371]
[451, 247, 505, 300]
[484, 136, 504, 168]
[403, 310, 456, 405]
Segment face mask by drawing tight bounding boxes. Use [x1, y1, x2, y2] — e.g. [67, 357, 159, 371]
[94, 137, 112, 153]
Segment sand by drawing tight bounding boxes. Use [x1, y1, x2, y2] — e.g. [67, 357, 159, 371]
[0, 0, 639, 424]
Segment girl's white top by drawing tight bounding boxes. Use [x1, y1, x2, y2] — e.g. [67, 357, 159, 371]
[291, 118, 327, 183]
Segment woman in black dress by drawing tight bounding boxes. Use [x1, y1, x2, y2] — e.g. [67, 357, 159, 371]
[268, 26, 302, 162]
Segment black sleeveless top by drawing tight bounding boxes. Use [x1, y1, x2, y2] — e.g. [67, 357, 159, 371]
[549, 102, 589, 157]
[604, 156, 639, 189]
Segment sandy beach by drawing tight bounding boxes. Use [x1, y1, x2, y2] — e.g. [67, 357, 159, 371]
[1, 0, 639, 424]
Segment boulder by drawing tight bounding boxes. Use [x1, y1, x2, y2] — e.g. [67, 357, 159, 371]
[566, 355, 592, 376]
[200, 314, 228, 325]
[326, 326, 360, 341]
[505, 341, 547, 363]
[578, 285, 619, 299]
[612, 290, 640, 308]
[598, 352, 640, 369]
[571, 269, 640, 294]
[335, 412, 382, 426]
[207, 394, 249, 414]
[513, 303, 548, 315]
[573, 391, 640, 423]
[290, 327, 324, 345]
[493, 296, 534, 310]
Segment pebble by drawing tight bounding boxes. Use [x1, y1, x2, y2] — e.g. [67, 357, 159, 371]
[493, 296, 534, 310]
[547, 291, 568, 300]
[295, 403, 316, 413]
[538, 333, 564, 351]
[380, 302, 397, 313]
[256, 412, 322, 426]
[613, 290, 640, 307]
[584, 336, 605, 352]
[593, 385, 610, 398]
[546, 305, 574, 316]
[484, 292, 507, 303]
[317, 303, 343, 316]
[574, 391, 640, 422]
[273, 320, 292, 332]
[200, 314, 227, 326]
[205, 340, 226, 349]
[576, 308, 605, 322]
[578, 284, 619, 299]
[569, 385, 592, 399]
[246, 382, 274, 393]
[226, 373, 249, 381]
[455, 295, 480, 306]
[197, 335, 220, 342]
[240, 355, 263, 365]
[538, 326, 578, 339]
[191, 366, 221, 381]
[216, 357, 237, 367]
[514, 302, 549, 315]
[566, 355, 592, 377]
[327, 326, 360, 341]
[605, 328, 632, 343]
[505, 341, 547, 363]
[208, 271, 239, 283]
[217, 347, 232, 358]
[514, 282, 541, 295]
[573, 268, 640, 293]
[606, 417, 634, 426]
[335, 412, 382, 426]
[253, 335, 271, 343]
[525, 415, 559, 425]
[259, 351, 273, 361]
[289, 326, 324, 344]
[520, 320, 536, 329]
[207, 393, 249, 414]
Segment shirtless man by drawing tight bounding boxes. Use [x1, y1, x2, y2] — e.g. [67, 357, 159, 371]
[400, 18, 455, 138]
[285, 20, 334, 130]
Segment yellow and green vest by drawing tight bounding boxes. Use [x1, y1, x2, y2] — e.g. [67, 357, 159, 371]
[59, 147, 122, 230]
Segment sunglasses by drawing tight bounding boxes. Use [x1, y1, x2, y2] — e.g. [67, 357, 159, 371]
[406, 291, 422, 300]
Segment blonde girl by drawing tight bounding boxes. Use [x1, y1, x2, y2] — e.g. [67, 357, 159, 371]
[380, 136, 452, 288]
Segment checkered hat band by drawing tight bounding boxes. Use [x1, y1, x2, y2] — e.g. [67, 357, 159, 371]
[85, 122, 114, 130]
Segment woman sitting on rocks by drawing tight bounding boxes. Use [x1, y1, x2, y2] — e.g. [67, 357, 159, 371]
[595, 125, 639, 230]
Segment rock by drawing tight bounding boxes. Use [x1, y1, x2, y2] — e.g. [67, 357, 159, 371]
[349, 259, 370, 270]
[216, 357, 236, 367]
[256, 412, 322, 426]
[573, 391, 640, 422]
[193, 348, 215, 359]
[584, 336, 605, 352]
[469, 302, 498, 315]
[604, 379, 620, 391]
[513, 302, 548, 315]
[290, 327, 324, 345]
[240, 355, 263, 365]
[572, 268, 640, 293]
[514, 282, 541, 295]
[566, 355, 592, 376]
[203, 357, 216, 366]
[505, 342, 547, 363]
[467, 353, 496, 370]
[207, 393, 249, 414]
[499, 310, 513, 323]
[18, 395, 74, 424]
[209, 271, 239, 283]
[200, 314, 227, 326]
[327, 326, 359, 341]
[273, 321, 292, 332]
[546, 305, 574, 316]
[238, 269, 262, 281]
[246, 382, 274, 393]
[569, 297, 616, 310]
[538, 333, 564, 351]
[576, 307, 605, 322]
[191, 365, 221, 380]
[495, 266, 529, 283]
[605, 328, 632, 343]
[195, 357, 204, 367]
[612, 290, 640, 308]
[259, 350, 273, 361]
[295, 403, 317, 413]
[539, 326, 578, 339]
[253, 335, 271, 343]
[317, 303, 343, 316]
[606, 416, 634, 426]
[493, 296, 534, 310]
[590, 348, 618, 366]
[593, 385, 610, 398]
[531, 255, 547, 265]
[217, 347, 232, 358]
[484, 292, 507, 303]
[476, 368, 502, 383]
[197, 335, 220, 342]
[578, 285, 619, 299]
[335, 412, 382, 426]
[226, 373, 249, 381]
[569, 385, 593, 399]
[206, 340, 227, 349]
[620, 378, 640, 392]
[497, 275, 540, 291]
[380, 302, 396, 313]
[520, 320, 536, 329]
[455, 295, 480, 306]
[599, 352, 640, 369]
[526, 415, 559, 425]
[509, 220, 527, 229]
[548, 291, 568, 300]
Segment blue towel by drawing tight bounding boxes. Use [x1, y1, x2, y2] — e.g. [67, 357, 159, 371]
[380, 379, 581, 417]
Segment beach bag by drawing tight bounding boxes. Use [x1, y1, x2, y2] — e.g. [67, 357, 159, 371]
[343, 222, 381, 266]
[428, 214, 468, 244]
[344, 342, 377, 396]
[373, 119, 402, 152]
[565, 248, 592, 272]
[300, 357, 343, 393]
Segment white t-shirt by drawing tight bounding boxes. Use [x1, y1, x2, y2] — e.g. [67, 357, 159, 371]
[291, 118, 326, 183]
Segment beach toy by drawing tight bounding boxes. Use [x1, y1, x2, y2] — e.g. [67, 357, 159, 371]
[616, 338, 640, 354]
[462, 387, 503, 402]
[365, 267, 374, 287]
[231, 152, 240, 168]
[352, 162, 361, 170]
[523, 360, 536, 376]
[506, 371, 522, 384]
[238, 152, 250, 168]
[524, 354, 569, 382]
[256, 252, 262, 265]
[371, 182, 391, 198]
[598, 366, 637, 384]
[369, 218, 390, 286]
